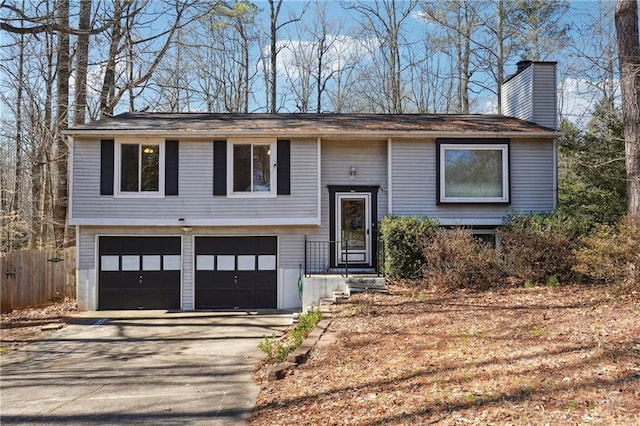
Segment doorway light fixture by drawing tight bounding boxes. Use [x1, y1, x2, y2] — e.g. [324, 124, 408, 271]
[349, 165, 357, 180]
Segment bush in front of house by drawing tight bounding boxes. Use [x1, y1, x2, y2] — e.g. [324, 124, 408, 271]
[379, 216, 439, 279]
[574, 215, 640, 291]
[498, 211, 587, 285]
[421, 228, 505, 291]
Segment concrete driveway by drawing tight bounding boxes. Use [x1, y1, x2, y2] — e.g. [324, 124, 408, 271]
[0, 310, 292, 425]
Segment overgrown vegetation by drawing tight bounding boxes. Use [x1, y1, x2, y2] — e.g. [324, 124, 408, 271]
[558, 101, 627, 225]
[574, 215, 640, 291]
[379, 216, 439, 279]
[498, 211, 586, 285]
[259, 309, 322, 364]
[421, 228, 504, 291]
[380, 212, 639, 293]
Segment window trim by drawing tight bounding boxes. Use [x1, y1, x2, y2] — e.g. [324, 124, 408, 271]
[226, 138, 277, 198]
[437, 140, 510, 204]
[114, 138, 165, 198]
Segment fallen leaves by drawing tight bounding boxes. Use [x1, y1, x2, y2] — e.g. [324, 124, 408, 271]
[0, 300, 77, 352]
[250, 283, 640, 425]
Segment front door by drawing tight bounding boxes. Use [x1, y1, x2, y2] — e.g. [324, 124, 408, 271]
[336, 193, 371, 266]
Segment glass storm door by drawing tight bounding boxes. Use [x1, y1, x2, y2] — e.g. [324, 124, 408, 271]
[336, 193, 371, 265]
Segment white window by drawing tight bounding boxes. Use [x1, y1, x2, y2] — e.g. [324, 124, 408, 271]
[115, 138, 165, 197]
[163, 255, 182, 270]
[100, 255, 119, 271]
[439, 143, 509, 203]
[228, 139, 276, 197]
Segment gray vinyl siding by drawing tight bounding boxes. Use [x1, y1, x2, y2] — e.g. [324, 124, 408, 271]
[502, 66, 533, 123]
[319, 139, 389, 240]
[78, 225, 96, 270]
[390, 138, 555, 222]
[502, 62, 557, 130]
[532, 64, 557, 129]
[182, 235, 193, 309]
[71, 138, 318, 223]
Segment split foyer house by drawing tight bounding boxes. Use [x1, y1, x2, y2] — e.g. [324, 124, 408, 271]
[66, 61, 560, 312]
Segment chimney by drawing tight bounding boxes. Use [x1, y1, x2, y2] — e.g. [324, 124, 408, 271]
[501, 61, 558, 130]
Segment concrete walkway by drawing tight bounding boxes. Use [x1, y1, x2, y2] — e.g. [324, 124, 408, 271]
[0, 310, 292, 425]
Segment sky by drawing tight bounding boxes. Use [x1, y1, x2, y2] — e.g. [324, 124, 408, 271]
[0, 0, 618, 126]
[263, 0, 615, 124]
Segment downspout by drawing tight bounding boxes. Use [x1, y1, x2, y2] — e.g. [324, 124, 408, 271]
[387, 138, 393, 214]
[553, 137, 558, 210]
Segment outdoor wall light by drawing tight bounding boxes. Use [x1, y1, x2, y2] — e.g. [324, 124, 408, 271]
[178, 218, 191, 233]
[349, 165, 357, 180]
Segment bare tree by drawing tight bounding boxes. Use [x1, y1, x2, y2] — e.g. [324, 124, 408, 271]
[73, 0, 92, 125]
[420, 0, 485, 113]
[344, 0, 418, 113]
[266, 0, 305, 113]
[615, 0, 640, 215]
[97, 0, 207, 116]
[53, 0, 70, 247]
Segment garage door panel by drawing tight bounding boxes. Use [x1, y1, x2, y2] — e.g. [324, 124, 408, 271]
[256, 237, 277, 254]
[254, 291, 277, 309]
[100, 289, 144, 310]
[194, 237, 277, 310]
[99, 237, 181, 310]
[99, 272, 139, 289]
[139, 271, 180, 289]
[195, 289, 235, 309]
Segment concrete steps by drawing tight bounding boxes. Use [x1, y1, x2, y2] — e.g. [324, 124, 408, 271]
[346, 276, 388, 294]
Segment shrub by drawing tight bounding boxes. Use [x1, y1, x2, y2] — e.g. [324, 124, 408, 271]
[259, 309, 322, 364]
[379, 216, 439, 279]
[421, 228, 504, 290]
[498, 211, 586, 285]
[574, 215, 640, 291]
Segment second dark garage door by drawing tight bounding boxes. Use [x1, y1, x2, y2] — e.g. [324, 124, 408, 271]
[194, 236, 277, 309]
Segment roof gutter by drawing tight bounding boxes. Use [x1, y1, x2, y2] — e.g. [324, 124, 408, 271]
[63, 130, 561, 139]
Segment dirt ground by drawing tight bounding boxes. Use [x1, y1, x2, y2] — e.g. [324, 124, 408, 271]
[0, 300, 78, 353]
[250, 283, 640, 425]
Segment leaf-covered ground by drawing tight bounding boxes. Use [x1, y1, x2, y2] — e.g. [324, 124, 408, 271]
[0, 300, 78, 353]
[250, 283, 640, 425]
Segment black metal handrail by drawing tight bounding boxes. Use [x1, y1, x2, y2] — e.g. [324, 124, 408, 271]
[304, 235, 385, 277]
[304, 237, 348, 276]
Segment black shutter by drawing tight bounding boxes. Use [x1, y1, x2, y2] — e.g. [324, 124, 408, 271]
[213, 140, 227, 196]
[100, 139, 114, 195]
[277, 139, 290, 195]
[165, 140, 179, 195]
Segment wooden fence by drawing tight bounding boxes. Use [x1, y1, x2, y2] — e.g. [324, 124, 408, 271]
[0, 247, 76, 313]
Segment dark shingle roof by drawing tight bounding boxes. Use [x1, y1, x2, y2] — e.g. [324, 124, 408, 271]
[66, 112, 558, 138]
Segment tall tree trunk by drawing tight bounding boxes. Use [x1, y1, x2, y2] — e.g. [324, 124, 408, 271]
[100, 1, 123, 117]
[74, 0, 92, 126]
[496, 0, 504, 114]
[54, 0, 70, 247]
[615, 0, 640, 215]
[269, 0, 281, 113]
[12, 32, 25, 215]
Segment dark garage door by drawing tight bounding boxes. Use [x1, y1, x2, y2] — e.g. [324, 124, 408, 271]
[99, 236, 181, 310]
[195, 236, 277, 309]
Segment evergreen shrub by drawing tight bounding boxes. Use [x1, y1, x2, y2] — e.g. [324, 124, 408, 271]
[379, 216, 439, 279]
